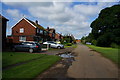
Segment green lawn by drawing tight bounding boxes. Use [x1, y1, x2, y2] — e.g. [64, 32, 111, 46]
[3, 52, 47, 67]
[2, 52, 61, 79]
[86, 45, 119, 66]
[48, 44, 77, 51]
[64, 44, 77, 48]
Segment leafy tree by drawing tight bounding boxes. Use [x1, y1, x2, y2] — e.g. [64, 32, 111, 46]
[89, 5, 120, 47]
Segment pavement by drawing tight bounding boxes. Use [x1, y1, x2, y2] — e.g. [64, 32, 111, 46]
[67, 43, 119, 78]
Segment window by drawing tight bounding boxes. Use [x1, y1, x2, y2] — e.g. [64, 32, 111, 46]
[20, 28, 24, 33]
[37, 29, 39, 33]
[19, 36, 26, 41]
[40, 30, 43, 34]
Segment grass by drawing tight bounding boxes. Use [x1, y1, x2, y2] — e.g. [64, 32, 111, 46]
[64, 44, 77, 48]
[2, 52, 61, 79]
[86, 45, 119, 66]
[3, 52, 47, 67]
[48, 44, 77, 50]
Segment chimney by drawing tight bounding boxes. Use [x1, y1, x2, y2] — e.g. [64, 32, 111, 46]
[35, 20, 38, 24]
[47, 27, 49, 30]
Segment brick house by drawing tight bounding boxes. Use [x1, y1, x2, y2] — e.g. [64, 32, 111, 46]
[0, 15, 9, 51]
[11, 17, 50, 43]
[55, 33, 63, 41]
[46, 27, 56, 41]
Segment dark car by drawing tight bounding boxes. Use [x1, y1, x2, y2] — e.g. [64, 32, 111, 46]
[12, 42, 41, 53]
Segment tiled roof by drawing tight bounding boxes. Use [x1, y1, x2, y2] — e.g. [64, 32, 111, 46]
[25, 18, 45, 30]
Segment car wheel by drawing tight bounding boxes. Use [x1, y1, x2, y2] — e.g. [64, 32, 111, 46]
[29, 48, 34, 53]
[57, 46, 61, 49]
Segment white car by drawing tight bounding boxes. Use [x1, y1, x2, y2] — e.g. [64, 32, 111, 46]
[43, 41, 64, 49]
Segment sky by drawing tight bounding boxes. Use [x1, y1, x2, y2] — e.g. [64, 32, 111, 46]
[1, 0, 119, 39]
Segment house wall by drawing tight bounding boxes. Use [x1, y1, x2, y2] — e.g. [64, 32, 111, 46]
[12, 36, 34, 43]
[12, 19, 36, 43]
[12, 19, 36, 36]
[1, 18, 8, 51]
[12, 36, 19, 43]
[55, 33, 60, 41]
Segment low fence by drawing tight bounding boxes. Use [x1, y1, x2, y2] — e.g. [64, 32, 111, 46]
[41, 44, 51, 50]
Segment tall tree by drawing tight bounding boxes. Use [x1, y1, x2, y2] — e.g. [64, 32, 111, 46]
[90, 5, 120, 47]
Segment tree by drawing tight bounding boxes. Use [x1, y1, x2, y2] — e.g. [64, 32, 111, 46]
[89, 5, 120, 47]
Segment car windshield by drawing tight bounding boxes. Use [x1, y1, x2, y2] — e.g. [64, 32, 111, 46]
[49, 42, 57, 44]
[26, 43, 35, 45]
[20, 42, 35, 45]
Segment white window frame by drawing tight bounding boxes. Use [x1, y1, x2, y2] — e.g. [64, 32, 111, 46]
[20, 28, 24, 33]
[19, 36, 26, 41]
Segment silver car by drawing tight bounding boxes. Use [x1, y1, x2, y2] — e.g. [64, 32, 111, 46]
[43, 41, 64, 49]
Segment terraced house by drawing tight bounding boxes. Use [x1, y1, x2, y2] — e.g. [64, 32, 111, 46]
[11, 17, 51, 43]
[46, 27, 56, 41]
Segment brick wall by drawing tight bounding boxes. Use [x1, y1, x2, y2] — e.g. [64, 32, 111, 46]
[12, 19, 36, 43]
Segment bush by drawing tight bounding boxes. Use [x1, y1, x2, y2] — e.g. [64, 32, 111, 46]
[91, 40, 97, 45]
[66, 43, 72, 46]
[110, 43, 120, 48]
[96, 33, 112, 47]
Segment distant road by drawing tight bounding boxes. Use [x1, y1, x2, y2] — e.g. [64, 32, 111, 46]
[67, 43, 118, 78]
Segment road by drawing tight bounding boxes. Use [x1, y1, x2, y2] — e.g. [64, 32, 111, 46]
[67, 43, 118, 78]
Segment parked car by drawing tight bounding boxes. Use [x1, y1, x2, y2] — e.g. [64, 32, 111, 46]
[43, 41, 64, 49]
[55, 41, 61, 44]
[12, 42, 41, 53]
[86, 42, 91, 45]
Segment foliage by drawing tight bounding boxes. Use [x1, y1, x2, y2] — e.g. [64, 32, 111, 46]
[86, 5, 120, 47]
[81, 36, 86, 44]
[66, 43, 72, 46]
[110, 43, 120, 48]
[96, 33, 113, 47]
[91, 40, 97, 45]
[61, 35, 75, 44]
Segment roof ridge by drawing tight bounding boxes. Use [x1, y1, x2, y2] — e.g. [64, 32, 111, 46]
[25, 18, 45, 30]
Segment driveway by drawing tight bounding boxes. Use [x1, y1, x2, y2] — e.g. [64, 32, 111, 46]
[34, 46, 74, 55]
[67, 43, 118, 78]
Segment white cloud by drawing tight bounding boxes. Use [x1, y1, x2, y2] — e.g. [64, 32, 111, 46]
[74, 4, 100, 16]
[6, 9, 23, 21]
[2, 0, 119, 2]
[4, 2, 118, 38]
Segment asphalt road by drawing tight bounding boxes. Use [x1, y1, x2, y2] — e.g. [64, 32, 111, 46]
[67, 43, 119, 78]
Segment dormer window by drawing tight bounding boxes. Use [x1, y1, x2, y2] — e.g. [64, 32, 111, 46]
[20, 28, 24, 33]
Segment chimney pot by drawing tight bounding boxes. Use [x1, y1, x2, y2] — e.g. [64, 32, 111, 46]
[35, 20, 38, 24]
[47, 27, 49, 29]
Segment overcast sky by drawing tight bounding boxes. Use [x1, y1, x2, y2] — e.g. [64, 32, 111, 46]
[1, 0, 119, 39]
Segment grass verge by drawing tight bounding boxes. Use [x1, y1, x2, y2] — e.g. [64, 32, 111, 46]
[2, 52, 61, 79]
[3, 52, 47, 67]
[86, 45, 119, 67]
[64, 44, 77, 48]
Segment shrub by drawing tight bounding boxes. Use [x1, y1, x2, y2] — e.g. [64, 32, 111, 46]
[66, 43, 72, 46]
[110, 43, 120, 48]
[96, 33, 112, 47]
[91, 40, 97, 45]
